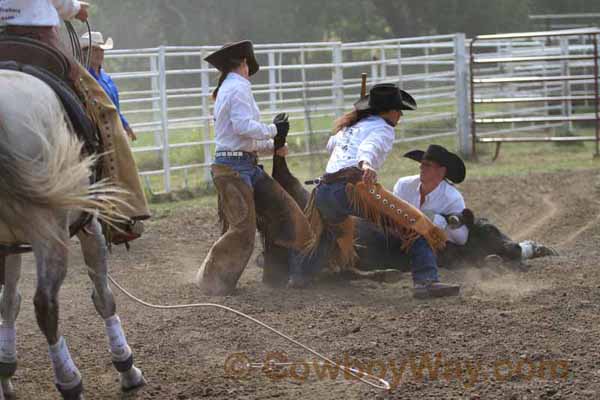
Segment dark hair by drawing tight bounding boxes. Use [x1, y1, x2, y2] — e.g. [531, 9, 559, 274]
[332, 109, 377, 132]
[211, 58, 244, 100]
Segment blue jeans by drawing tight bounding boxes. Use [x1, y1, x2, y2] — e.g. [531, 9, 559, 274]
[213, 155, 265, 189]
[290, 181, 439, 284]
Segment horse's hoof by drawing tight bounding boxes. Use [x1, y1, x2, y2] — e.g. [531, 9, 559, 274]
[375, 269, 403, 283]
[1, 378, 15, 400]
[55, 380, 83, 400]
[483, 254, 503, 268]
[120, 366, 146, 392]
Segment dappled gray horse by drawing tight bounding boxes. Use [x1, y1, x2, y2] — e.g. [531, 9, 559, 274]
[0, 70, 144, 400]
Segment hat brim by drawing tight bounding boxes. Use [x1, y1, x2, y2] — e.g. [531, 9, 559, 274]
[403, 149, 466, 184]
[403, 149, 425, 163]
[354, 89, 417, 112]
[204, 40, 259, 76]
[81, 37, 113, 50]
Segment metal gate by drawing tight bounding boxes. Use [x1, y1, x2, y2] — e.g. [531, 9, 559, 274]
[469, 28, 600, 160]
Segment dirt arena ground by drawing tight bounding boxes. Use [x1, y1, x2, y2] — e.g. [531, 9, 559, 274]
[10, 168, 600, 399]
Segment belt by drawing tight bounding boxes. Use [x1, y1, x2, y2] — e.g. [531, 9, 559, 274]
[305, 167, 363, 185]
[215, 150, 257, 158]
[321, 167, 363, 184]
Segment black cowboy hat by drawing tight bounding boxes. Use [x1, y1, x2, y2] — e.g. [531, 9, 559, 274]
[204, 40, 260, 76]
[354, 83, 417, 113]
[404, 144, 466, 184]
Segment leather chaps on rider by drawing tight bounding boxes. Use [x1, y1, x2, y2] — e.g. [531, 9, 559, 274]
[197, 164, 313, 295]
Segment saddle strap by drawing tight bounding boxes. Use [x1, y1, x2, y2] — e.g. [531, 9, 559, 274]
[0, 61, 101, 157]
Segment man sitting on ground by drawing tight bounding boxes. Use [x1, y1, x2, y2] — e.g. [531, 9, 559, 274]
[356, 144, 557, 271]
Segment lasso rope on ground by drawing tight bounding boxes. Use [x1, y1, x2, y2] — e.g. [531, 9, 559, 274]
[107, 274, 391, 390]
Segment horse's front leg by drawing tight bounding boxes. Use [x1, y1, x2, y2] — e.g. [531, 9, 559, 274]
[0, 254, 22, 399]
[78, 219, 145, 391]
[29, 219, 83, 400]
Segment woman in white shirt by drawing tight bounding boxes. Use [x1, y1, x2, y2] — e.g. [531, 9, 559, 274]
[289, 84, 460, 299]
[198, 41, 312, 296]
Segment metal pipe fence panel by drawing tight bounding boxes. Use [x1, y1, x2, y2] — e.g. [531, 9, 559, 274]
[100, 30, 599, 192]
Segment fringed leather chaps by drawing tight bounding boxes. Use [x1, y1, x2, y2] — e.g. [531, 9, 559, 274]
[347, 181, 447, 252]
[74, 66, 150, 221]
[198, 164, 257, 295]
[302, 179, 447, 274]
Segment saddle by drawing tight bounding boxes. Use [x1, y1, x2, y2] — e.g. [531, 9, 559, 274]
[0, 37, 103, 255]
[0, 35, 69, 80]
[0, 36, 100, 156]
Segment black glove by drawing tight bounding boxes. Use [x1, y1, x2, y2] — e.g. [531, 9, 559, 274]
[273, 113, 289, 150]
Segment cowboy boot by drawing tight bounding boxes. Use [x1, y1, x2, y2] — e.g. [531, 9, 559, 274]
[413, 281, 461, 299]
[254, 173, 313, 288]
[197, 165, 256, 296]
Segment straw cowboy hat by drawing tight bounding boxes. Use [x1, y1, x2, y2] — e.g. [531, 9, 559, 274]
[80, 31, 114, 50]
[204, 40, 260, 76]
[354, 83, 417, 113]
[404, 144, 466, 184]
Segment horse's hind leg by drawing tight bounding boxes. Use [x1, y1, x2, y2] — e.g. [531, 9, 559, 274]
[0, 254, 22, 399]
[78, 219, 145, 391]
[29, 218, 83, 400]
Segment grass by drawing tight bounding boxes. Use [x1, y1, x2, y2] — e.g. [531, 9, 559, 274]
[148, 124, 600, 216]
[129, 96, 599, 207]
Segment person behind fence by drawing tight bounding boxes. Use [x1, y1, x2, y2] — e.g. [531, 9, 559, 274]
[81, 31, 137, 141]
[356, 144, 557, 269]
[0, 0, 151, 244]
[197, 40, 313, 296]
[288, 83, 461, 299]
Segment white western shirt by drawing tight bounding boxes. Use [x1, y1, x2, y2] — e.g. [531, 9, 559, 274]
[393, 175, 469, 245]
[325, 115, 395, 174]
[0, 0, 81, 26]
[213, 72, 276, 153]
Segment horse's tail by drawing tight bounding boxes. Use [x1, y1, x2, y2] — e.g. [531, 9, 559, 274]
[0, 97, 128, 243]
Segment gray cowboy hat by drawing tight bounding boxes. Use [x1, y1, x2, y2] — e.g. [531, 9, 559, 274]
[204, 40, 259, 76]
[354, 83, 417, 112]
[404, 144, 466, 184]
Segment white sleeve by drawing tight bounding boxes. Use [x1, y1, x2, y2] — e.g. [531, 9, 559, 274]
[229, 87, 277, 140]
[326, 134, 339, 154]
[392, 178, 404, 197]
[51, 0, 81, 20]
[356, 128, 394, 169]
[255, 139, 274, 155]
[446, 225, 469, 245]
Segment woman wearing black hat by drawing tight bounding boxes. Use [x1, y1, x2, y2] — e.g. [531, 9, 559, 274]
[197, 41, 312, 296]
[289, 84, 460, 299]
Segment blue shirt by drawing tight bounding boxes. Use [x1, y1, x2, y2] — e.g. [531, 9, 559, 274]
[88, 67, 129, 129]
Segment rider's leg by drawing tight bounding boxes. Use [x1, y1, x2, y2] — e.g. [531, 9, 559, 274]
[197, 163, 257, 295]
[75, 67, 150, 224]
